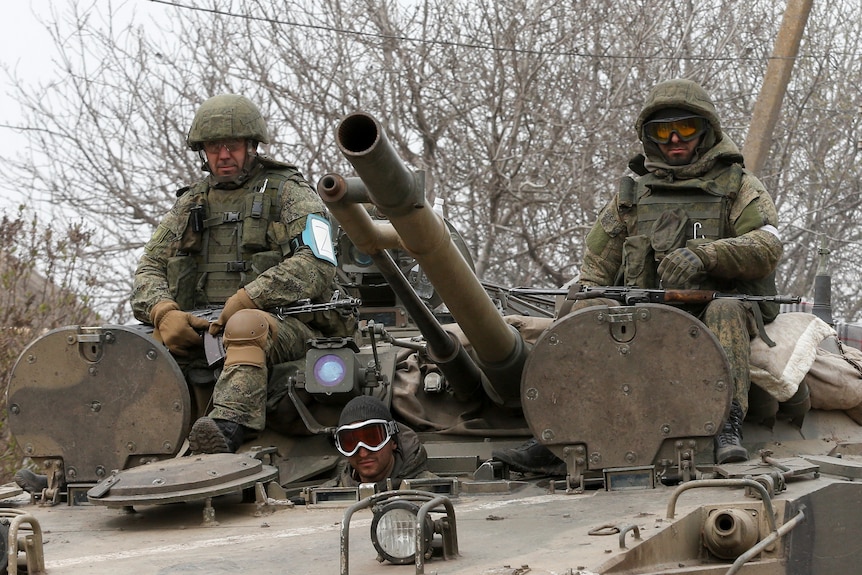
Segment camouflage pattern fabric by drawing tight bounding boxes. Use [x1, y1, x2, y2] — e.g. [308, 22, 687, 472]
[131, 157, 336, 431]
[575, 79, 783, 413]
[131, 159, 335, 317]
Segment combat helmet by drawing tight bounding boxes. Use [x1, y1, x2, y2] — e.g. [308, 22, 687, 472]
[186, 94, 269, 151]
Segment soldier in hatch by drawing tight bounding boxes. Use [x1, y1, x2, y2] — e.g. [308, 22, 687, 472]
[494, 79, 782, 471]
[130, 94, 353, 454]
[323, 395, 437, 490]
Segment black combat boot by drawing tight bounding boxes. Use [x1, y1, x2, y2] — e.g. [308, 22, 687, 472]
[715, 400, 749, 464]
[492, 438, 567, 476]
[188, 417, 246, 454]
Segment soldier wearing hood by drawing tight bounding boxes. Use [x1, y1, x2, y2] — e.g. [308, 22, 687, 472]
[496, 79, 782, 469]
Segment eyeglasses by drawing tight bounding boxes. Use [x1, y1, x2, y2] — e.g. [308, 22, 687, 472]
[334, 419, 398, 457]
[644, 116, 707, 144]
[202, 138, 246, 154]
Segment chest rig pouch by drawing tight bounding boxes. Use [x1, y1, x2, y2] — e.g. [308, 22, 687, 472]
[622, 163, 742, 289]
[167, 174, 290, 306]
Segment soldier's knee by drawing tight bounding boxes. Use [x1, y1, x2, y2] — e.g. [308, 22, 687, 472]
[223, 309, 278, 368]
[702, 298, 746, 323]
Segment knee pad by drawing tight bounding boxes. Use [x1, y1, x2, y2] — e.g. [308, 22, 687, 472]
[223, 309, 278, 368]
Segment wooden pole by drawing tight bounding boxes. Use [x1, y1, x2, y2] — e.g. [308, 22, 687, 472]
[741, 0, 814, 176]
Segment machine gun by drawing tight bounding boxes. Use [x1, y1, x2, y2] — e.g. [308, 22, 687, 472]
[203, 295, 361, 366]
[510, 285, 801, 306]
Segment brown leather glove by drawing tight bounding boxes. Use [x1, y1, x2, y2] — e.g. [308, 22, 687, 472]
[209, 288, 257, 335]
[150, 300, 210, 356]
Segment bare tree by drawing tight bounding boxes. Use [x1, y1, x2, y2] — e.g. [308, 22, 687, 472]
[2, 0, 861, 321]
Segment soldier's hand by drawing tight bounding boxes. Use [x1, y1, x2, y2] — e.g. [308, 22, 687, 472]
[658, 247, 705, 288]
[150, 300, 210, 356]
[209, 288, 257, 336]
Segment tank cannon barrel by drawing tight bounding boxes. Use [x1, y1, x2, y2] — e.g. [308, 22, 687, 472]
[319, 172, 484, 401]
[326, 111, 528, 406]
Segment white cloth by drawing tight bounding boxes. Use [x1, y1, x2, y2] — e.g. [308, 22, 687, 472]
[749, 312, 835, 401]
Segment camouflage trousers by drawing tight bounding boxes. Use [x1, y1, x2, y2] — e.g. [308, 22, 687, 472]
[567, 298, 757, 414]
[209, 314, 316, 430]
[699, 299, 758, 414]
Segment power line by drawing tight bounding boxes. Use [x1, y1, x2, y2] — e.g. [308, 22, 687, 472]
[148, 0, 818, 62]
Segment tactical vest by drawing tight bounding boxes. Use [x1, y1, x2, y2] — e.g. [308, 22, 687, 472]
[169, 171, 290, 307]
[620, 163, 742, 291]
[619, 162, 778, 323]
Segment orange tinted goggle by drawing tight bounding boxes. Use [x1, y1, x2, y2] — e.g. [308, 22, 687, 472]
[644, 116, 706, 144]
[334, 419, 398, 456]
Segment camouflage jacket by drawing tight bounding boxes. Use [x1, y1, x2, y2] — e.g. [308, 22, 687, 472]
[131, 158, 336, 322]
[579, 136, 782, 295]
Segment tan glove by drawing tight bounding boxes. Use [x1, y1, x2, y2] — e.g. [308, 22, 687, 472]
[209, 288, 257, 335]
[150, 300, 210, 356]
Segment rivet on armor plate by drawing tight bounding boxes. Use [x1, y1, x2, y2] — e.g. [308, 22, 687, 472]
[105, 332, 116, 344]
[67, 467, 77, 479]
[163, 442, 173, 452]
[26, 354, 36, 364]
[688, 326, 700, 338]
[661, 424, 671, 435]
[590, 452, 602, 464]
[548, 334, 559, 345]
[715, 380, 726, 391]
[525, 387, 539, 400]
[9, 404, 19, 415]
[541, 429, 555, 440]
[705, 422, 716, 434]
[126, 442, 137, 453]
[625, 452, 637, 464]
[95, 466, 106, 478]
[637, 308, 650, 321]
[618, 344, 630, 355]
[146, 349, 157, 361]
[621, 384, 632, 395]
[152, 478, 166, 486]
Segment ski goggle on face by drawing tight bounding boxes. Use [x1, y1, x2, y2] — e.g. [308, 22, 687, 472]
[643, 116, 707, 144]
[334, 419, 399, 457]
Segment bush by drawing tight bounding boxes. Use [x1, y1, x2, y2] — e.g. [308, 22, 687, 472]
[0, 207, 101, 484]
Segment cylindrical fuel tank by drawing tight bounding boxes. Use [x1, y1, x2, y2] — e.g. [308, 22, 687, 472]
[521, 304, 732, 469]
[7, 324, 191, 484]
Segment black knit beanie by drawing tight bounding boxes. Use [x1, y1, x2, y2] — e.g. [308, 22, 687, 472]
[338, 395, 393, 427]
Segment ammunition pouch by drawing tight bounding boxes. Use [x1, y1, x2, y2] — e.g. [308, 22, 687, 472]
[622, 235, 656, 288]
[242, 192, 274, 251]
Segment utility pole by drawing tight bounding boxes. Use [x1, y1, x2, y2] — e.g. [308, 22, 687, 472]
[741, 0, 814, 176]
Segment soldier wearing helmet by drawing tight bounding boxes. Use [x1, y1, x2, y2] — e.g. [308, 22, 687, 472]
[131, 94, 354, 454]
[495, 79, 782, 470]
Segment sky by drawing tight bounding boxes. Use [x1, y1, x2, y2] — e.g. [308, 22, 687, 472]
[0, 1, 52, 205]
[0, 1, 166, 207]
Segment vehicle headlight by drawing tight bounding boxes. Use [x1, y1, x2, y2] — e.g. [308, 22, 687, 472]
[370, 500, 433, 565]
